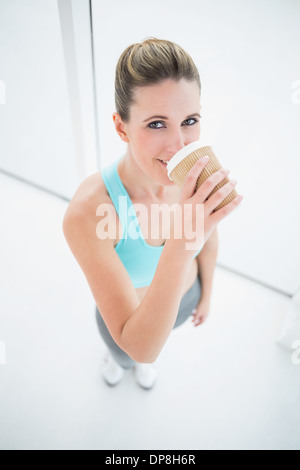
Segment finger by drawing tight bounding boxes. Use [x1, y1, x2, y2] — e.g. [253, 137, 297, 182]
[191, 309, 197, 318]
[192, 314, 201, 323]
[210, 193, 244, 225]
[195, 168, 230, 203]
[180, 156, 210, 200]
[194, 315, 205, 325]
[205, 178, 237, 214]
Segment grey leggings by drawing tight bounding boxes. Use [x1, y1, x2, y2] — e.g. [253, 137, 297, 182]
[95, 275, 202, 369]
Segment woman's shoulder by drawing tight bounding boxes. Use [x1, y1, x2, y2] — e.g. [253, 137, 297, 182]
[64, 171, 112, 221]
[63, 169, 122, 248]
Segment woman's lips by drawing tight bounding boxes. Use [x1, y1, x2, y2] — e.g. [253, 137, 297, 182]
[157, 159, 170, 167]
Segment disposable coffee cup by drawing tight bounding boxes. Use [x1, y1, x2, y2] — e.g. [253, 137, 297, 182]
[167, 141, 238, 211]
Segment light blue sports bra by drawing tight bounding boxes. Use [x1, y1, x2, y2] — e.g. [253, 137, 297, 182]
[101, 158, 201, 288]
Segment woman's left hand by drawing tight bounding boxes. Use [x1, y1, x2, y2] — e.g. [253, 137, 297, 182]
[191, 298, 211, 327]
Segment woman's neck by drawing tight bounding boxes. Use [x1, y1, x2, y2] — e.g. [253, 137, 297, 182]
[117, 151, 178, 202]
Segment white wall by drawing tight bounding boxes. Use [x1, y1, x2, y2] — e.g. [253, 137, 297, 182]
[92, 0, 300, 295]
[0, 0, 98, 200]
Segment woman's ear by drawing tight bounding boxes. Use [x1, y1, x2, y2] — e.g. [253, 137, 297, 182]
[112, 112, 130, 143]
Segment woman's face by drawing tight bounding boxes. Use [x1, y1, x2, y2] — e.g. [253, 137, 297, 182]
[114, 78, 201, 186]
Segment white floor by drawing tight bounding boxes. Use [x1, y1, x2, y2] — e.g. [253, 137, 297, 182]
[0, 172, 299, 450]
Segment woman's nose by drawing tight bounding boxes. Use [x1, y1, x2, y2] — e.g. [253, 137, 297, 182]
[165, 133, 186, 156]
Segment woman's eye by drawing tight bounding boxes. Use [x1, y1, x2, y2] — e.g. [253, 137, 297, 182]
[148, 117, 200, 129]
[183, 118, 199, 126]
[148, 121, 165, 129]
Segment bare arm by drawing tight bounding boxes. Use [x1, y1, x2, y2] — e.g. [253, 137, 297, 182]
[120, 241, 193, 363]
[196, 227, 219, 302]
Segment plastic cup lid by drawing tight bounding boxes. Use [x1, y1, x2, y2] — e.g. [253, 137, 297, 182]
[167, 140, 204, 180]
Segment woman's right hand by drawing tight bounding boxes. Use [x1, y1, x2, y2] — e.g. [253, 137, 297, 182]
[169, 156, 243, 256]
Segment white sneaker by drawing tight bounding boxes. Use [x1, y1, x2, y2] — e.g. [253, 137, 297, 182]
[102, 351, 125, 386]
[134, 363, 157, 390]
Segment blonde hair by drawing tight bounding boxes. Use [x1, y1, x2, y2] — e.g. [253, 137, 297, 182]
[115, 38, 201, 122]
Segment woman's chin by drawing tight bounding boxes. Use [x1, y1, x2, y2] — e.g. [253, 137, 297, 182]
[154, 159, 174, 185]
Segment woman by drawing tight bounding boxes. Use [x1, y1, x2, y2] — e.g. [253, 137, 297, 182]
[63, 38, 242, 390]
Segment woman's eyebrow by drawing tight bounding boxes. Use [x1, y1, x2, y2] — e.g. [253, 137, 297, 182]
[143, 113, 201, 123]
